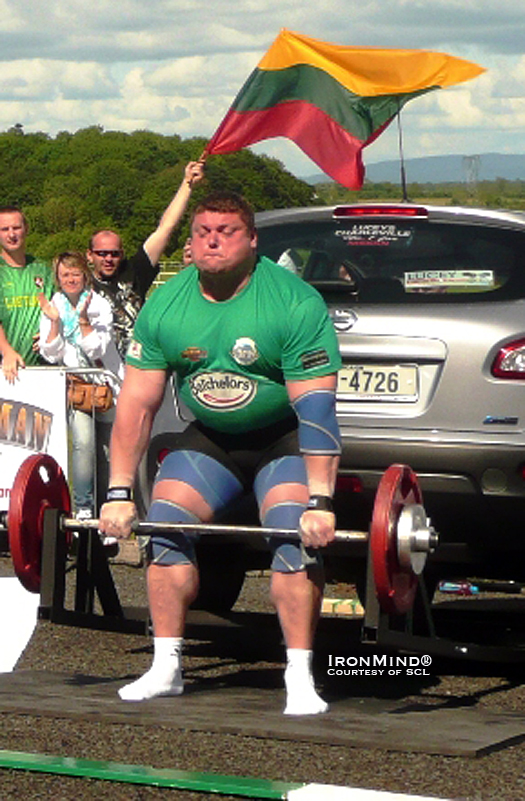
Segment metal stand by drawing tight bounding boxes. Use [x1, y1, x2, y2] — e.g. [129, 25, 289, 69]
[362, 545, 525, 663]
[38, 508, 149, 634]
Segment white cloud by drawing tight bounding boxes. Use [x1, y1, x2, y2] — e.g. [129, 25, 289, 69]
[0, 60, 117, 101]
[0, 58, 119, 101]
[143, 52, 258, 98]
[0, 0, 23, 32]
[434, 90, 485, 128]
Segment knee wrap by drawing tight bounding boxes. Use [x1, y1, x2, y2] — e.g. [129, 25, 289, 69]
[147, 500, 201, 565]
[263, 501, 322, 574]
[254, 456, 307, 506]
[262, 501, 305, 531]
[156, 449, 243, 512]
[254, 459, 321, 574]
[291, 389, 341, 455]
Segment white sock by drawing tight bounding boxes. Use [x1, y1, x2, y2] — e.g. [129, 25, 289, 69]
[118, 637, 184, 702]
[283, 648, 329, 716]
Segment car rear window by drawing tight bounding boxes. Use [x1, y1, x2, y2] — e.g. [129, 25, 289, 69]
[256, 219, 525, 303]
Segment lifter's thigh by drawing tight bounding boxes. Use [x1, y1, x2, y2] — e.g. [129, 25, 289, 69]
[254, 456, 321, 573]
[147, 449, 243, 566]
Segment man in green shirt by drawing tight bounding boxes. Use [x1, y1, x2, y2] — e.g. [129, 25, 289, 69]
[99, 191, 342, 715]
[0, 206, 54, 382]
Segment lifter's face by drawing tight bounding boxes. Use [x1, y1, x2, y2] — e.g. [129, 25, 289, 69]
[191, 211, 257, 278]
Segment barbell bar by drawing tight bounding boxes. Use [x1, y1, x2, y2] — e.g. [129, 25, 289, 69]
[66, 517, 371, 542]
[7, 453, 438, 613]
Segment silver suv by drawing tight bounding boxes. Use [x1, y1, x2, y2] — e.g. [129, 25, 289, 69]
[255, 203, 525, 590]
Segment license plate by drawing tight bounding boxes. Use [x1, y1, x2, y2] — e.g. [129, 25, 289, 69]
[337, 364, 418, 401]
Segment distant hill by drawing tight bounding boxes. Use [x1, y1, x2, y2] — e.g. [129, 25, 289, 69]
[303, 153, 525, 185]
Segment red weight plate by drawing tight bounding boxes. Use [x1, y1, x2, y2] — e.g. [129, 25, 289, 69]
[8, 453, 71, 593]
[370, 463, 422, 615]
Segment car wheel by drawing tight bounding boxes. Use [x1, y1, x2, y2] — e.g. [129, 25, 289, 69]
[192, 544, 247, 611]
[135, 432, 183, 514]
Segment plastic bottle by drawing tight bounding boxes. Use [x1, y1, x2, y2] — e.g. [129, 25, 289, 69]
[438, 580, 480, 596]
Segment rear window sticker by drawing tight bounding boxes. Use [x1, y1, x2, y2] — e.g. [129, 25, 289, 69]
[335, 225, 413, 246]
[404, 270, 495, 291]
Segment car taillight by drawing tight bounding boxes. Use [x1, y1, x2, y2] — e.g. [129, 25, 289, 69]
[333, 205, 428, 218]
[492, 338, 525, 379]
[157, 447, 171, 465]
[335, 474, 364, 493]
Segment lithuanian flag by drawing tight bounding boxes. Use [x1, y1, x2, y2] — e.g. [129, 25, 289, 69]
[205, 29, 485, 189]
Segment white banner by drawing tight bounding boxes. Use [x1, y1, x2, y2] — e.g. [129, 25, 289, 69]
[0, 578, 40, 672]
[0, 367, 68, 510]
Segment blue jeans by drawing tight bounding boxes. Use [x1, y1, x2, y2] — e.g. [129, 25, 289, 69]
[69, 408, 95, 514]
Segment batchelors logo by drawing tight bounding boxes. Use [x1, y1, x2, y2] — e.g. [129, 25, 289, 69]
[189, 371, 257, 411]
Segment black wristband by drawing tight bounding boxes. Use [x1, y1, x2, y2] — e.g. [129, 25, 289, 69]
[306, 495, 334, 512]
[106, 486, 133, 503]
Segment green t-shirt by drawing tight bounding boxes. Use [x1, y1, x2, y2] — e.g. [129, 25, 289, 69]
[0, 256, 54, 365]
[127, 256, 342, 434]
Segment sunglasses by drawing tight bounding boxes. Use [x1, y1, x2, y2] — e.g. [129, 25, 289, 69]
[92, 249, 122, 258]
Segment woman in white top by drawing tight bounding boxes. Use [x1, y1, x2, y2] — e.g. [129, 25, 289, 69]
[38, 251, 122, 517]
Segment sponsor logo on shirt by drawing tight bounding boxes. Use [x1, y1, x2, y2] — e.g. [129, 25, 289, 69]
[127, 339, 142, 360]
[230, 337, 259, 366]
[181, 346, 208, 362]
[189, 371, 257, 411]
[5, 295, 41, 309]
[300, 348, 331, 370]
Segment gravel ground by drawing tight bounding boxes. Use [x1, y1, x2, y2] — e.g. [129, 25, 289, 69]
[2, 555, 525, 800]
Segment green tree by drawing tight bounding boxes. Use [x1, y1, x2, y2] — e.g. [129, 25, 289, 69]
[0, 126, 315, 257]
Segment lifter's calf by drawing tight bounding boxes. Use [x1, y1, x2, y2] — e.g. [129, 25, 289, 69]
[270, 567, 323, 648]
[119, 563, 199, 702]
[148, 562, 199, 637]
[270, 568, 328, 715]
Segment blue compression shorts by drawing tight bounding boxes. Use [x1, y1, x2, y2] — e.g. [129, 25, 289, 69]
[147, 418, 322, 573]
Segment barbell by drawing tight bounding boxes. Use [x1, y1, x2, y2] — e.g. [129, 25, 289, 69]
[6, 453, 438, 614]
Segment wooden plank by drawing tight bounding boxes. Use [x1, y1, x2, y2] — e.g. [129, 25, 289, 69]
[1, 670, 524, 758]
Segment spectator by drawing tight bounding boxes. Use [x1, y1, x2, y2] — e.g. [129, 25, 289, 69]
[38, 251, 120, 518]
[99, 190, 342, 715]
[277, 248, 303, 274]
[182, 237, 193, 266]
[0, 206, 54, 382]
[87, 161, 204, 359]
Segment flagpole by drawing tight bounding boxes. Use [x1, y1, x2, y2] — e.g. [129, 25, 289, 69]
[396, 102, 409, 202]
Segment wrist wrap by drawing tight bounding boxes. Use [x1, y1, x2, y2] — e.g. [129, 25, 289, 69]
[106, 486, 133, 503]
[306, 495, 334, 513]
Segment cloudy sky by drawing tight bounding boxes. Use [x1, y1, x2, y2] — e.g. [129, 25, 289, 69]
[1, 0, 525, 179]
